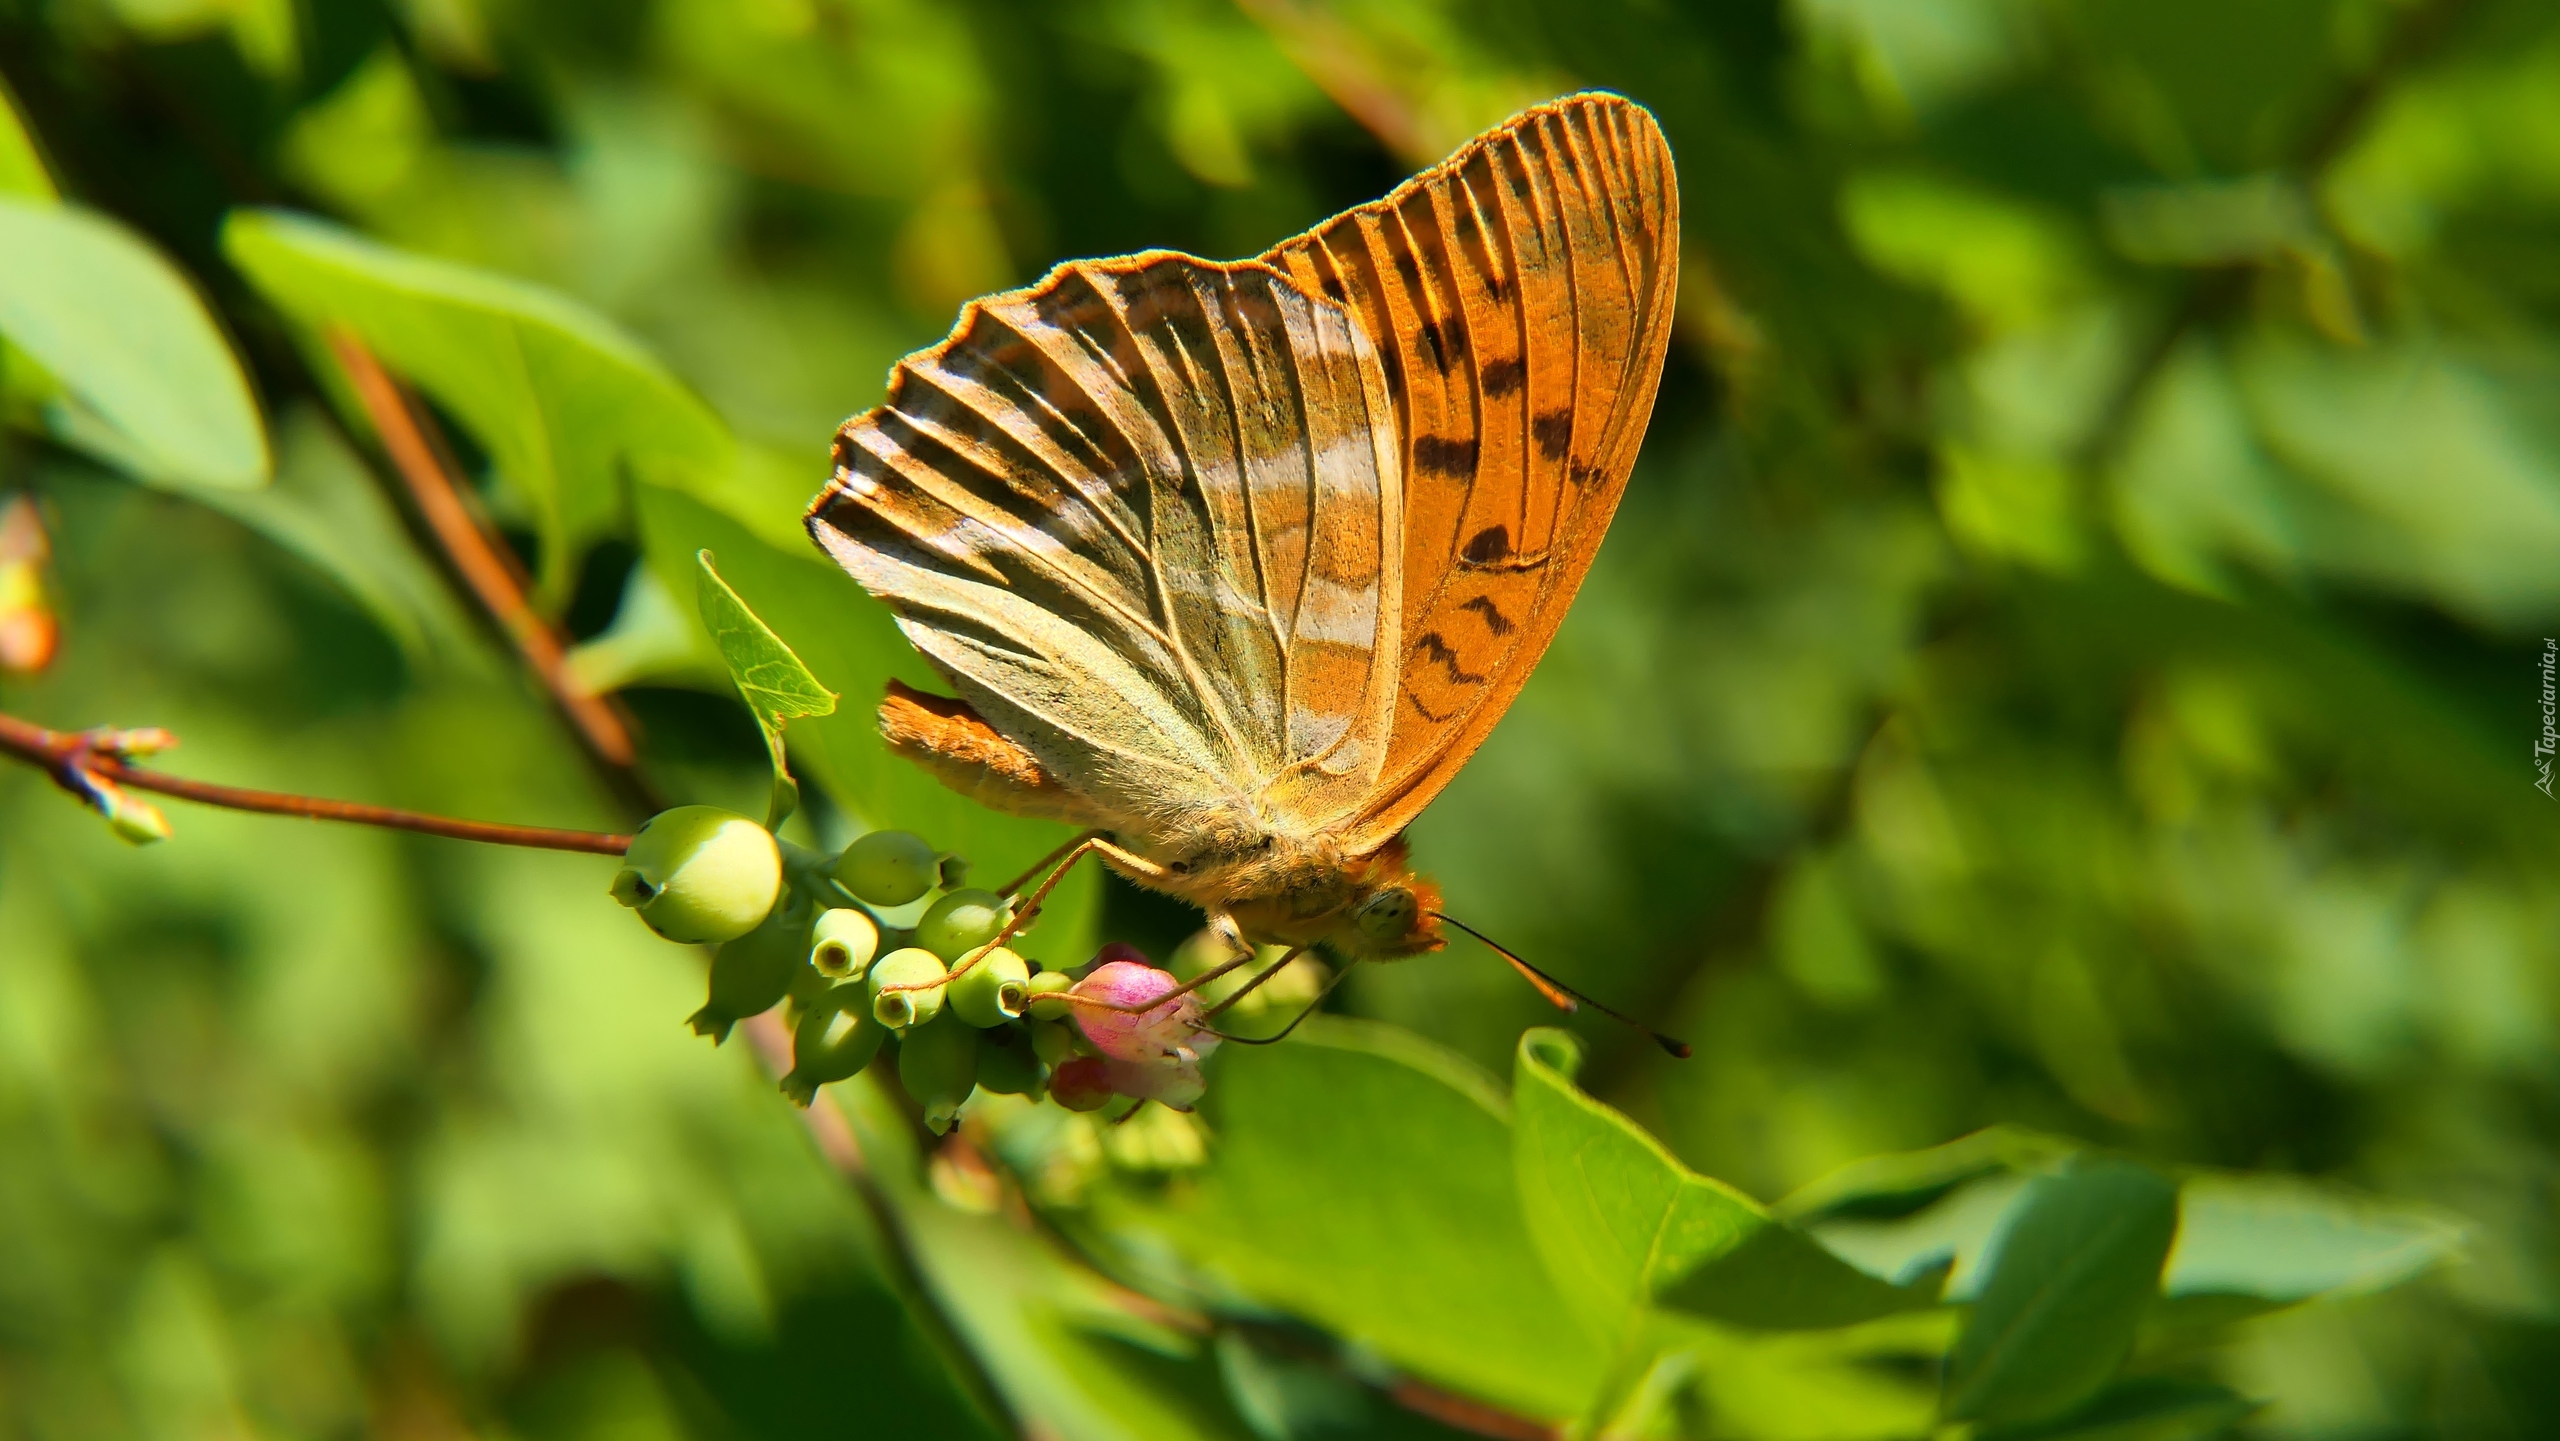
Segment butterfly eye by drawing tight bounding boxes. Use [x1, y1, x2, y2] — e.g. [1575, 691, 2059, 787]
[1354, 887, 1417, 943]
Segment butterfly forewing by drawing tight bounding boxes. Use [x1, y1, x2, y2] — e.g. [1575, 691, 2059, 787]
[1261, 93, 1679, 852]
[810, 254, 1405, 836]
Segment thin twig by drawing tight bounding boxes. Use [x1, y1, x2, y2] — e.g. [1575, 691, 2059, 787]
[0, 711, 630, 854]
[1387, 1378, 1559, 1441]
[325, 329, 650, 791]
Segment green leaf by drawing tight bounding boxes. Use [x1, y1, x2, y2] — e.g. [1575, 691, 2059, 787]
[1103, 1018, 1606, 1422]
[220, 207, 731, 610]
[630, 482, 1100, 970]
[2164, 1173, 2464, 1306]
[1803, 1171, 2034, 1300]
[1980, 1378, 2258, 1441]
[0, 78, 55, 200]
[0, 198, 269, 491]
[1514, 1029, 1940, 1337]
[1777, 1126, 2084, 1223]
[1797, 1145, 2464, 1325]
[1941, 1158, 2180, 1427]
[194, 404, 484, 667]
[696, 548, 837, 827]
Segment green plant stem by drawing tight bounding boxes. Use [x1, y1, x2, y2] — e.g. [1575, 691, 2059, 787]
[0, 710, 631, 854]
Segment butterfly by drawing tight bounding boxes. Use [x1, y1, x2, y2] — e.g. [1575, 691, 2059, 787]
[807, 92, 1683, 1050]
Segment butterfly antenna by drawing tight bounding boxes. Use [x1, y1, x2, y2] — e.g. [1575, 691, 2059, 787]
[1431, 912, 1693, 1059]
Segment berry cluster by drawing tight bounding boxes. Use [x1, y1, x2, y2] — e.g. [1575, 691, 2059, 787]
[607, 807, 1219, 1130]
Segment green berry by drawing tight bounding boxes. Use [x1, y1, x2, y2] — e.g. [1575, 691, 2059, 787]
[1025, 969, 1074, 1022]
[898, 1014, 980, 1133]
[811, 907, 881, 981]
[1029, 1017, 1079, 1067]
[974, 1029, 1044, 1096]
[834, 830, 938, 907]
[779, 982, 885, 1105]
[612, 806, 782, 945]
[915, 888, 1012, 963]
[948, 946, 1031, 1027]
[868, 946, 948, 1030]
[688, 892, 815, 1043]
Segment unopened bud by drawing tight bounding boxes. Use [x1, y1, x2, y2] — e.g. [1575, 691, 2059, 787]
[98, 782, 171, 845]
[779, 981, 886, 1105]
[1030, 1018, 1079, 1067]
[868, 947, 947, 1030]
[948, 946, 1031, 1027]
[688, 893, 815, 1043]
[613, 806, 782, 945]
[833, 829, 937, 906]
[810, 907, 880, 981]
[915, 887, 1011, 964]
[974, 1028, 1044, 1096]
[898, 1014, 980, 1133]
[1025, 968, 1074, 1021]
[1070, 958, 1216, 1067]
[60, 767, 170, 845]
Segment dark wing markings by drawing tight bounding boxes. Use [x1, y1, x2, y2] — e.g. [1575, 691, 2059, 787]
[1456, 520, 1549, 573]
[1531, 410, 1573, 461]
[1412, 631, 1486, 685]
[1413, 436, 1480, 477]
[1460, 595, 1515, 635]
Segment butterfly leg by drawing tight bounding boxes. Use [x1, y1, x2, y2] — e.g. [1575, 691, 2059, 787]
[1201, 943, 1312, 1019]
[998, 827, 1105, 899]
[942, 833, 1173, 985]
[1203, 947, 1357, 1045]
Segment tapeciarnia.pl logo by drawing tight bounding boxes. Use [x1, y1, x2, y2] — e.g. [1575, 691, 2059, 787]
[2539, 639, 2557, 799]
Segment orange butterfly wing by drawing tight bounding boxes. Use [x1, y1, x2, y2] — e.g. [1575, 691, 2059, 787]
[1260, 92, 1680, 853]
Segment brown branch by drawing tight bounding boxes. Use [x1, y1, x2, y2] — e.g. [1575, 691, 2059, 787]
[1386, 1379, 1560, 1441]
[0, 711, 630, 854]
[325, 329, 648, 784]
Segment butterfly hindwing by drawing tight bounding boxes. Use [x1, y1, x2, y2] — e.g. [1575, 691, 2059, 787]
[808, 254, 1405, 838]
[1262, 93, 1679, 852]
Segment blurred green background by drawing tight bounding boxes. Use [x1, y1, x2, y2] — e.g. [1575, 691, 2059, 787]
[2, 0, 2556, 1436]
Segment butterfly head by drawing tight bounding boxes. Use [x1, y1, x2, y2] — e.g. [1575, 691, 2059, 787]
[1340, 881, 1444, 957]
[1335, 841, 1444, 959]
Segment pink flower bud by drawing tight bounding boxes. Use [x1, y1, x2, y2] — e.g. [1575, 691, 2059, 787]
[1071, 958, 1217, 1066]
